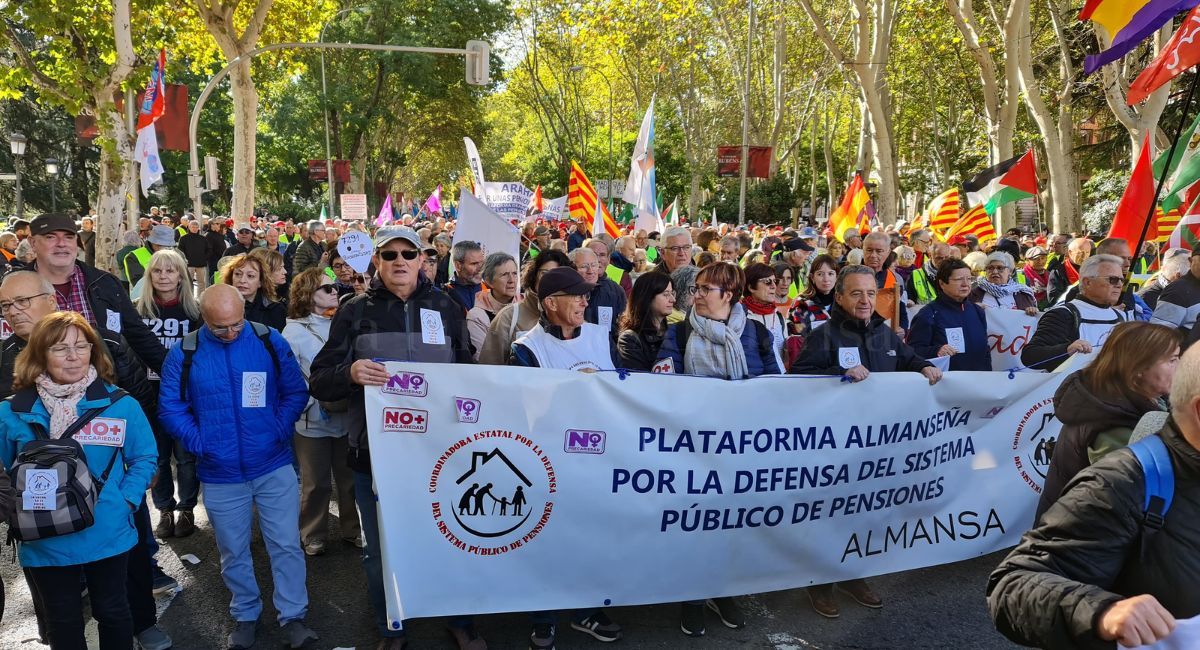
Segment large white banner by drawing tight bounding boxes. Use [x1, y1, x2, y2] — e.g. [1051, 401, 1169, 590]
[985, 308, 1039, 371]
[366, 364, 1068, 624]
[482, 181, 533, 218]
[453, 191, 520, 265]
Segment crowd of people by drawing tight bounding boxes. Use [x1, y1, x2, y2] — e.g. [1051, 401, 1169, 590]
[0, 204, 1195, 649]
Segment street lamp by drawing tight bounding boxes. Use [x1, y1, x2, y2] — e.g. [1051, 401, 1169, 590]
[321, 6, 371, 220]
[10, 132, 27, 220]
[45, 158, 59, 212]
[568, 65, 614, 202]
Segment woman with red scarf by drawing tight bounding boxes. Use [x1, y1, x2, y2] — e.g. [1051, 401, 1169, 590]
[742, 263, 786, 371]
[1021, 246, 1051, 309]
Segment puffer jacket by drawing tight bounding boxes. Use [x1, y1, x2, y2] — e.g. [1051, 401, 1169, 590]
[157, 322, 308, 484]
[309, 277, 473, 472]
[792, 304, 931, 376]
[906, 295, 991, 371]
[987, 420, 1200, 648]
[1036, 371, 1158, 520]
[281, 313, 349, 439]
[0, 379, 157, 567]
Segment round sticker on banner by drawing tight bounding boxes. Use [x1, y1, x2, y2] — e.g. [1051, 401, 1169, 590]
[337, 231, 374, 273]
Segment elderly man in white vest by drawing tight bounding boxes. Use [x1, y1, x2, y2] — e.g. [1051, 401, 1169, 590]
[508, 266, 619, 371]
[1022, 253, 1128, 371]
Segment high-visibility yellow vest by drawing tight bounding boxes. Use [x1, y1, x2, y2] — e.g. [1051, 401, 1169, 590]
[122, 246, 152, 283]
[605, 264, 624, 284]
[910, 268, 935, 303]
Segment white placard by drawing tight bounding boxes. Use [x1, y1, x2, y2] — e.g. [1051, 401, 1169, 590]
[337, 231, 374, 273]
[341, 194, 369, 221]
[945, 327, 966, 354]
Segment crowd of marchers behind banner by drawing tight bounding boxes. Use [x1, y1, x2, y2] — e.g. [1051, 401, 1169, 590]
[0, 206, 1194, 650]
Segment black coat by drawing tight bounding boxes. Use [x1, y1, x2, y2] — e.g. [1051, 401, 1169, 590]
[791, 304, 931, 376]
[617, 327, 666, 371]
[1046, 258, 1075, 306]
[244, 293, 287, 332]
[987, 420, 1200, 648]
[204, 230, 227, 269]
[177, 232, 210, 268]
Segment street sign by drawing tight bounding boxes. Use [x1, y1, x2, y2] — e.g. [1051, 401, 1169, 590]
[341, 193, 368, 220]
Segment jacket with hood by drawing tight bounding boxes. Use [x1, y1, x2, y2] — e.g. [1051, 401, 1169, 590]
[987, 420, 1200, 648]
[1035, 371, 1160, 520]
[479, 290, 542, 365]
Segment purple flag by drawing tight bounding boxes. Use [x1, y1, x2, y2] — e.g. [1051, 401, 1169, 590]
[425, 185, 443, 214]
[375, 194, 394, 226]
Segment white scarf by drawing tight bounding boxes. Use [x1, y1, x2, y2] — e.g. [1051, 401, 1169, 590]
[35, 367, 98, 439]
[684, 303, 750, 379]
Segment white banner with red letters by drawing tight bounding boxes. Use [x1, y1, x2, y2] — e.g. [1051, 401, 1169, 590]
[365, 362, 1072, 621]
[986, 308, 1039, 371]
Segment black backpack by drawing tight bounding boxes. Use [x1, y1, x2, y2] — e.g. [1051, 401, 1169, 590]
[177, 321, 279, 401]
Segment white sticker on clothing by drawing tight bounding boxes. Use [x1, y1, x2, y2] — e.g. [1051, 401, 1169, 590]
[74, 417, 127, 447]
[106, 309, 122, 333]
[838, 347, 862, 369]
[420, 308, 446, 345]
[598, 306, 613, 330]
[945, 327, 966, 353]
[242, 371, 267, 408]
[651, 358, 675, 374]
[22, 469, 58, 511]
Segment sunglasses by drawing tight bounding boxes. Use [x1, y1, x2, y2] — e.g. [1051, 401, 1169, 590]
[379, 249, 421, 262]
[316, 284, 337, 295]
[1094, 275, 1124, 287]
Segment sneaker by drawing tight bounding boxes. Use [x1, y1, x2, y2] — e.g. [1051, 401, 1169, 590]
[529, 623, 555, 650]
[375, 638, 408, 650]
[807, 585, 839, 619]
[447, 623, 487, 650]
[281, 620, 318, 649]
[303, 541, 326, 556]
[680, 602, 705, 637]
[226, 620, 258, 650]
[571, 610, 622, 642]
[154, 511, 175, 538]
[706, 597, 746, 629]
[136, 624, 173, 650]
[839, 579, 883, 609]
[151, 569, 179, 597]
[174, 510, 195, 538]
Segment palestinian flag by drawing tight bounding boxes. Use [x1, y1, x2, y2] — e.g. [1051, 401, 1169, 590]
[568, 161, 620, 237]
[944, 204, 998, 242]
[660, 199, 678, 226]
[925, 188, 960, 236]
[962, 151, 1038, 215]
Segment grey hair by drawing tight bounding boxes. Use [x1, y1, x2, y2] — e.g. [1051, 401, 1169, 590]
[986, 251, 1015, 269]
[1171, 344, 1200, 420]
[306, 220, 324, 231]
[481, 251, 516, 284]
[583, 237, 612, 255]
[894, 245, 916, 263]
[863, 231, 890, 247]
[910, 228, 931, 241]
[719, 234, 739, 248]
[1162, 252, 1191, 280]
[14, 239, 34, 260]
[433, 233, 452, 246]
[671, 264, 701, 294]
[568, 246, 597, 265]
[662, 226, 690, 242]
[1079, 253, 1124, 278]
[842, 227, 862, 241]
[451, 240, 483, 264]
[835, 264, 876, 295]
[1, 270, 54, 295]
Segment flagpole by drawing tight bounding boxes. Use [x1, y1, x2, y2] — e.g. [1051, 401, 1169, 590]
[1134, 71, 1200, 279]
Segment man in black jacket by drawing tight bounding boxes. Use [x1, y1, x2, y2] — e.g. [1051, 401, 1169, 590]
[27, 213, 166, 374]
[987, 345, 1200, 649]
[177, 219, 211, 290]
[1022, 254, 1127, 371]
[1047, 237, 1093, 305]
[221, 225, 256, 258]
[309, 226, 477, 650]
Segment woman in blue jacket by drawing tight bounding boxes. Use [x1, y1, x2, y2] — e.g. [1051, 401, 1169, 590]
[0, 311, 157, 649]
[907, 258, 992, 371]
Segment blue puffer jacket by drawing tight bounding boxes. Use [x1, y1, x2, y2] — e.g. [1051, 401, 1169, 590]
[158, 324, 308, 484]
[0, 380, 157, 567]
[906, 295, 991, 371]
[656, 306, 782, 378]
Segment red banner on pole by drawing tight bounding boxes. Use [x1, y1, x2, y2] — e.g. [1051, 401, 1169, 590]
[716, 146, 773, 178]
[308, 160, 328, 182]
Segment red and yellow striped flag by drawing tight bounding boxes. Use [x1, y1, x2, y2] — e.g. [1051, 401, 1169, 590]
[944, 204, 998, 242]
[1157, 206, 1181, 243]
[926, 188, 960, 237]
[568, 161, 620, 238]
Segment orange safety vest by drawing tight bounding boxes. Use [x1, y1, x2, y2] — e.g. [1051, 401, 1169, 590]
[874, 270, 899, 323]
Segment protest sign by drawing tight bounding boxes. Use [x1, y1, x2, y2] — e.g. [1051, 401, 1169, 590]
[454, 191, 520, 263]
[337, 231, 374, 273]
[341, 194, 368, 220]
[482, 182, 534, 218]
[543, 196, 567, 220]
[365, 363, 1068, 623]
[986, 309, 1038, 371]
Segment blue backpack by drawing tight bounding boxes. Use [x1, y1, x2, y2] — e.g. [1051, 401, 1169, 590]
[1128, 435, 1174, 556]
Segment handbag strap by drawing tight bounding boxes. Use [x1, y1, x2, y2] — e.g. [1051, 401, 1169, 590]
[30, 388, 129, 488]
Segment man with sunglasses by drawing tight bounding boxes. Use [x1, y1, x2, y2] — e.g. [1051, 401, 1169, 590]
[1023, 254, 1129, 371]
[1057, 238, 1150, 321]
[309, 227, 477, 650]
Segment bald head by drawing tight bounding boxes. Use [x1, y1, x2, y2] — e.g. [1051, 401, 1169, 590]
[200, 284, 246, 342]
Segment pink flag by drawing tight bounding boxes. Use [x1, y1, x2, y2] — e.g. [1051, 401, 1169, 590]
[425, 185, 443, 214]
[375, 194, 394, 226]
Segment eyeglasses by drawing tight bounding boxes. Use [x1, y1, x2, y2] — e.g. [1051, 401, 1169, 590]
[209, 320, 246, 336]
[1093, 275, 1125, 287]
[694, 285, 724, 297]
[331, 262, 349, 271]
[985, 265, 1009, 273]
[352, 274, 369, 284]
[379, 249, 420, 262]
[0, 292, 49, 313]
[665, 245, 691, 254]
[316, 284, 337, 295]
[758, 278, 778, 286]
[49, 342, 92, 358]
[577, 263, 601, 271]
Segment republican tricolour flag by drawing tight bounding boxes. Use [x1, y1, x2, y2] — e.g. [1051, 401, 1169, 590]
[962, 151, 1038, 216]
[624, 96, 660, 232]
[135, 48, 167, 197]
[1080, 0, 1200, 75]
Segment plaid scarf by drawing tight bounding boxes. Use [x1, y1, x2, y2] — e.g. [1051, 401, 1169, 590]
[54, 265, 96, 326]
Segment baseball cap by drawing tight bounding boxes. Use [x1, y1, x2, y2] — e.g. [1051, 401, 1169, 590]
[1025, 246, 1047, 259]
[30, 213, 78, 236]
[948, 235, 969, 246]
[798, 226, 819, 240]
[537, 267, 595, 297]
[237, 226, 253, 234]
[782, 237, 815, 252]
[374, 226, 422, 251]
[534, 226, 550, 236]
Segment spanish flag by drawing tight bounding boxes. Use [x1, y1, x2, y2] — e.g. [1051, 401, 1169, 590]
[944, 204, 998, 242]
[828, 173, 874, 242]
[568, 161, 620, 238]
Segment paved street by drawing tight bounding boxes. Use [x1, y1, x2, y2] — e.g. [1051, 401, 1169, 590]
[1, 502, 1020, 649]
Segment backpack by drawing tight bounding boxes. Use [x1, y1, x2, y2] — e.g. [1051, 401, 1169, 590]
[1128, 435, 1174, 554]
[178, 321, 279, 401]
[8, 387, 129, 542]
